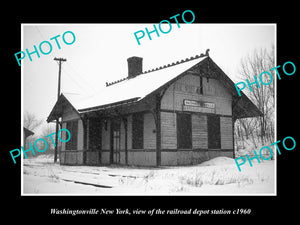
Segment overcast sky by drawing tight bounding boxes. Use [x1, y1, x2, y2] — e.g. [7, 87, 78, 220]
[22, 23, 275, 131]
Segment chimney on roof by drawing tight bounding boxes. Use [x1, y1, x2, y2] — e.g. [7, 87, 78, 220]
[127, 56, 143, 78]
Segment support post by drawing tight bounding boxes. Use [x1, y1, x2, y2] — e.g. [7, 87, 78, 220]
[54, 117, 60, 163]
[123, 117, 128, 165]
[155, 94, 162, 167]
[82, 116, 88, 165]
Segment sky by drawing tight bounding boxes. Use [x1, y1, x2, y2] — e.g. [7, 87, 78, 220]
[22, 23, 275, 132]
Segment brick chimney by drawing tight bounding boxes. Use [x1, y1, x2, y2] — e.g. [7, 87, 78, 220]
[127, 56, 143, 78]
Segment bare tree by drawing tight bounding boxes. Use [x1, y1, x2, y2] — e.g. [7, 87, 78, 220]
[236, 46, 275, 155]
[237, 117, 257, 147]
[23, 111, 44, 157]
[35, 123, 56, 153]
[24, 111, 43, 131]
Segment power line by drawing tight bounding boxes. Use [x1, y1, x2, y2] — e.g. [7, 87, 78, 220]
[34, 26, 97, 96]
[34, 26, 46, 40]
[65, 63, 98, 94]
[61, 66, 91, 96]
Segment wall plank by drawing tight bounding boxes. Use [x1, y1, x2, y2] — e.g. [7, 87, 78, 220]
[220, 116, 233, 149]
[161, 74, 232, 116]
[161, 112, 177, 149]
[144, 112, 156, 149]
[192, 114, 208, 149]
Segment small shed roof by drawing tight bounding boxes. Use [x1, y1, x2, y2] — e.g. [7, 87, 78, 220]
[24, 127, 34, 138]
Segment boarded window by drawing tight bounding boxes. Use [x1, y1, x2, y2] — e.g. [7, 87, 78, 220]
[207, 115, 221, 149]
[66, 120, 78, 150]
[177, 113, 192, 149]
[132, 113, 144, 149]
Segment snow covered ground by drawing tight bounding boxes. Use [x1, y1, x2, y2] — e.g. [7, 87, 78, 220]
[22, 155, 275, 195]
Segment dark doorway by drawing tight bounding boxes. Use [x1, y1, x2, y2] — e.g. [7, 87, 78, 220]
[88, 117, 102, 150]
[177, 113, 192, 149]
[207, 115, 221, 149]
[110, 119, 121, 164]
[88, 117, 102, 164]
[132, 113, 144, 149]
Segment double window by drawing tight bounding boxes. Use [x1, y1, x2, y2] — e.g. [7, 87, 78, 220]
[177, 113, 221, 149]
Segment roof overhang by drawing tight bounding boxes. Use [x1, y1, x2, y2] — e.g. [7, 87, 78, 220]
[47, 94, 81, 123]
[78, 97, 140, 114]
[24, 127, 34, 138]
[203, 58, 263, 119]
[233, 94, 263, 119]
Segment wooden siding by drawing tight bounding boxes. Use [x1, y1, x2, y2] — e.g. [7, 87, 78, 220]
[62, 104, 80, 121]
[127, 151, 156, 166]
[161, 111, 177, 149]
[61, 122, 67, 151]
[161, 74, 232, 116]
[60, 151, 84, 165]
[61, 119, 84, 151]
[61, 102, 83, 152]
[120, 119, 125, 150]
[144, 112, 156, 149]
[192, 114, 208, 149]
[77, 119, 84, 150]
[220, 116, 233, 149]
[101, 152, 110, 165]
[85, 151, 100, 165]
[127, 115, 132, 150]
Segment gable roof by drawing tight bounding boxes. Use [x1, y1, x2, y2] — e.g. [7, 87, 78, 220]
[47, 93, 81, 122]
[47, 53, 262, 122]
[78, 56, 208, 112]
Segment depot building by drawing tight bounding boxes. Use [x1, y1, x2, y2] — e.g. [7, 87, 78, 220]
[47, 50, 262, 166]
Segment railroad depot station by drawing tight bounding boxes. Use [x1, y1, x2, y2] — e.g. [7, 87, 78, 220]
[47, 50, 262, 166]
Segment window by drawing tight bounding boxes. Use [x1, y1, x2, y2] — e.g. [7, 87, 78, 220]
[132, 113, 144, 149]
[199, 76, 203, 94]
[207, 115, 221, 149]
[65, 120, 78, 150]
[177, 113, 192, 149]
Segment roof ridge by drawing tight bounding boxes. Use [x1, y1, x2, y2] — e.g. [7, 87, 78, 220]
[106, 49, 209, 87]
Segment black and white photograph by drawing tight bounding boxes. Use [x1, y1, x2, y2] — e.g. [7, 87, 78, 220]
[21, 23, 276, 195]
[3, 5, 298, 220]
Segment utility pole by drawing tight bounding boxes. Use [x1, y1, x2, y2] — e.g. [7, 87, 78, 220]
[53, 57, 67, 163]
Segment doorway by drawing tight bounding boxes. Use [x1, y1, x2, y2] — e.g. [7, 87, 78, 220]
[207, 115, 221, 149]
[110, 119, 121, 164]
[88, 117, 102, 164]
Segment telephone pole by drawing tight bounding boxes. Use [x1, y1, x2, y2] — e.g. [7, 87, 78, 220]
[54, 57, 67, 163]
